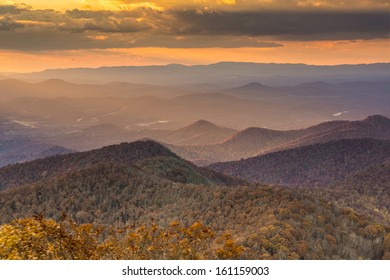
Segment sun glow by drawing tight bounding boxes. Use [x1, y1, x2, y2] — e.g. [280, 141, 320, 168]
[5, 0, 240, 11]
[0, 39, 388, 73]
[1, 0, 387, 72]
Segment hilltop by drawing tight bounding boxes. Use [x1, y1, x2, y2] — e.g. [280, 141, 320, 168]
[156, 120, 236, 145]
[0, 140, 242, 191]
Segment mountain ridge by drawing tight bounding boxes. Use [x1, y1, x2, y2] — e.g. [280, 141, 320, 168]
[11, 62, 390, 86]
[169, 115, 390, 165]
[157, 120, 237, 146]
[0, 140, 243, 191]
[208, 138, 390, 187]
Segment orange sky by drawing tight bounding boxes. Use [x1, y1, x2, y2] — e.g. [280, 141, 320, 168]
[0, 1, 388, 72]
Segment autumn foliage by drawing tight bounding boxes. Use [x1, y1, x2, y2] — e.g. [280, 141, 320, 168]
[0, 216, 244, 260]
[0, 140, 389, 260]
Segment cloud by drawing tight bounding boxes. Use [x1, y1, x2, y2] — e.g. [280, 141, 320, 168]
[170, 10, 390, 40]
[236, 0, 389, 10]
[0, 16, 24, 31]
[121, 35, 283, 48]
[7, 0, 390, 12]
[0, 29, 282, 50]
[59, 14, 151, 33]
[0, 30, 106, 50]
[0, 3, 388, 50]
[104, 0, 390, 10]
[0, 4, 29, 15]
[115, 0, 237, 8]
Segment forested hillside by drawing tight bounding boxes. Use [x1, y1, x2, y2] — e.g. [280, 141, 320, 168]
[0, 140, 241, 191]
[209, 138, 390, 187]
[0, 140, 389, 260]
[317, 163, 390, 225]
[0, 162, 388, 260]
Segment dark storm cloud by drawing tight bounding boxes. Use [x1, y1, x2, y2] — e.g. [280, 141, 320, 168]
[171, 10, 389, 40]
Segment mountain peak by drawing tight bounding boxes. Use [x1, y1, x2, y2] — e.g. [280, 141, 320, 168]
[100, 140, 176, 158]
[158, 120, 236, 146]
[223, 127, 288, 146]
[236, 82, 270, 90]
[191, 119, 217, 127]
[180, 120, 219, 131]
[0, 139, 243, 192]
[0, 139, 179, 191]
[364, 115, 390, 125]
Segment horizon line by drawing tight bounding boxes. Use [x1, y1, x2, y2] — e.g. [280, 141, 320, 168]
[2, 61, 390, 75]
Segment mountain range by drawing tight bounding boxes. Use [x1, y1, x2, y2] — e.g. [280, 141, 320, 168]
[1, 78, 389, 132]
[1, 62, 390, 260]
[1, 114, 389, 168]
[170, 115, 390, 164]
[0, 78, 194, 100]
[9, 62, 389, 86]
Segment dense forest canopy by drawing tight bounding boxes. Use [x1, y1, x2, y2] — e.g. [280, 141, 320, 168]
[0, 140, 389, 260]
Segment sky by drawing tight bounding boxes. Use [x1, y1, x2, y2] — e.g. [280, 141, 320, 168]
[0, 0, 389, 72]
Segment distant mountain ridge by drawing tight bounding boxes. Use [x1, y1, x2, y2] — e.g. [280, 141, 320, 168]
[156, 120, 237, 145]
[2, 112, 389, 168]
[224, 80, 390, 100]
[229, 82, 277, 93]
[2, 77, 389, 131]
[209, 138, 390, 187]
[0, 78, 191, 99]
[271, 115, 390, 152]
[11, 62, 390, 86]
[169, 115, 390, 165]
[0, 135, 75, 168]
